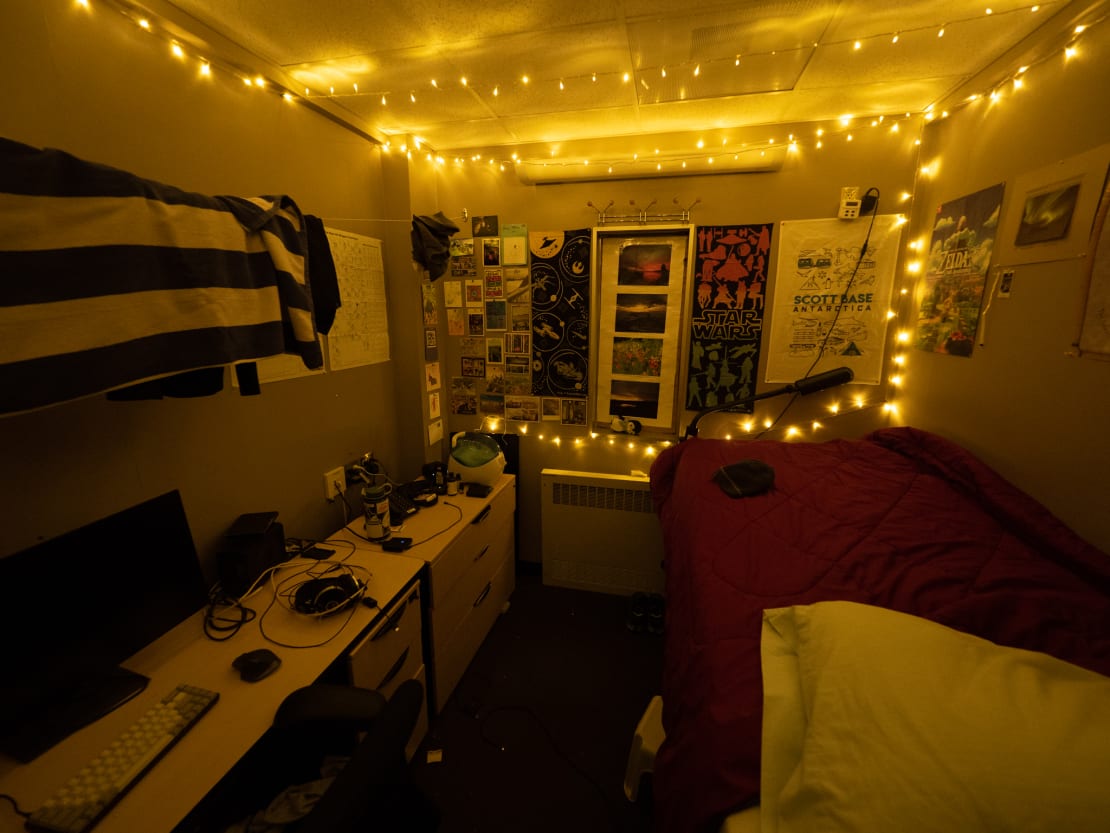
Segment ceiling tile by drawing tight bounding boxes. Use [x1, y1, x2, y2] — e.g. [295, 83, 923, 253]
[157, 0, 1100, 154]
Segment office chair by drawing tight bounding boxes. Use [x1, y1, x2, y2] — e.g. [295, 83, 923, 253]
[206, 678, 439, 833]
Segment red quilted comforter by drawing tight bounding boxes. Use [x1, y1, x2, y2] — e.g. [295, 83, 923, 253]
[649, 427, 1110, 833]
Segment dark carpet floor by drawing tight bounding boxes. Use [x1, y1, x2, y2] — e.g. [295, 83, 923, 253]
[408, 565, 664, 833]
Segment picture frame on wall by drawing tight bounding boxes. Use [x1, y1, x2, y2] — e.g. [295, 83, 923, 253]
[590, 226, 694, 435]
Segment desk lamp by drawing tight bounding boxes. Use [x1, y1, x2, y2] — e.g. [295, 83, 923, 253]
[683, 367, 854, 439]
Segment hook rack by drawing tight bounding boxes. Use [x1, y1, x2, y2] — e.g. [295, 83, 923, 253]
[587, 196, 700, 225]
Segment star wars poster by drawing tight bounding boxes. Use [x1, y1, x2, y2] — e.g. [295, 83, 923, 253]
[529, 229, 591, 398]
[686, 225, 772, 411]
[914, 183, 1005, 357]
[766, 215, 904, 384]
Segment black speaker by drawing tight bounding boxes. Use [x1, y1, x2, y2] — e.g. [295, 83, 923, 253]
[217, 511, 286, 598]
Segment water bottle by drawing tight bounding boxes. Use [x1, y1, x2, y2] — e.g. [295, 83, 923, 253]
[362, 482, 392, 542]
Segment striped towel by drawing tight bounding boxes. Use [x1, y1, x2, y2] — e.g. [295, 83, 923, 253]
[0, 137, 322, 415]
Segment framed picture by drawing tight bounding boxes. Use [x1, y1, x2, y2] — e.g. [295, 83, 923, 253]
[483, 237, 501, 267]
[1015, 179, 1081, 246]
[472, 215, 499, 237]
[461, 356, 486, 377]
[590, 226, 694, 434]
[450, 377, 478, 415]
[542, 397, 562, 421]
[561, 398, 588, 426]
[486, 336, 504, 364]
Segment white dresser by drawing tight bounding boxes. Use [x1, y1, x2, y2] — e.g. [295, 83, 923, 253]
[336, 474, 516, 713]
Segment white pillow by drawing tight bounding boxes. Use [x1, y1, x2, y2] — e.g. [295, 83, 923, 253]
[760, 601, 1110, 833]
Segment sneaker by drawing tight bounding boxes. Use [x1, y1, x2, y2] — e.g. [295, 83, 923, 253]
[626, 592, 649, 633]
[646, 593, 665, 635]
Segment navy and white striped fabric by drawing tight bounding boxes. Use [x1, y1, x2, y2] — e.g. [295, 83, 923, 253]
[0, 137, 322, 416]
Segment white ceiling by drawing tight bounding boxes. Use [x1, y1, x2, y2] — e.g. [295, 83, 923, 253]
[161, 0, 1101, 164]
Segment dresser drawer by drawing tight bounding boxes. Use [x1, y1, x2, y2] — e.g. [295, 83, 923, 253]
[347, 582, 423, 693]
[431, 516, 513, 653]
[424, 485, 515, 605]
[403, 665, 429, 761]
[434, 550, 515, 711]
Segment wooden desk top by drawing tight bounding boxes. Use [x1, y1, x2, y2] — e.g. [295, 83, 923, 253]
[0, 547, 422, 833]
[332, 474, 516, 561]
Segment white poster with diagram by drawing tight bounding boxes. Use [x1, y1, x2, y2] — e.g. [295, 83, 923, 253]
[766, 216, 903, 385]
[324, 229, 391, 370]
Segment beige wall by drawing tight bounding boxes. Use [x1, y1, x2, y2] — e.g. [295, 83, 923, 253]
[899, 21, 1110, 551]
[3, 2, 1108, 581]
[426, 27, 1110, 559]
[429, 128, 921, 561]
[0, 4, 405, 577]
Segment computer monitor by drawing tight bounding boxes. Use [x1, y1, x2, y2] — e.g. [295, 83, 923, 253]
[0, 490, 210, 762]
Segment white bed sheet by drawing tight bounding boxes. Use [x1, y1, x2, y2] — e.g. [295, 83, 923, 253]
[757, 601, 1110, 833]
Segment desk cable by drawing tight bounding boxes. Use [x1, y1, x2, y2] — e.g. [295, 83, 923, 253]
[258, 559, 376, 650]
[344, 499, 464, 549]
[202, 538, 361, 645]
[0, 794, 30, 823]
[756, 188, 880, 439]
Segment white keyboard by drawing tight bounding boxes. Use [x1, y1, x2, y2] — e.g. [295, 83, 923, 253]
[27, 684, 219, 833]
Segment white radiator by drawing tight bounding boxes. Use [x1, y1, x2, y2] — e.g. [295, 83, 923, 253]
[540, 469, 665, 596]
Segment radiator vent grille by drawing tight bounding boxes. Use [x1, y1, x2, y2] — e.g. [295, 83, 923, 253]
[551, 482, 654, 514]
[541, 469, 664, 596]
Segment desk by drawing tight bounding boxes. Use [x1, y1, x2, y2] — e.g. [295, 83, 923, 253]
[0, 547, 422, 833]
[333, 474, 516, 712]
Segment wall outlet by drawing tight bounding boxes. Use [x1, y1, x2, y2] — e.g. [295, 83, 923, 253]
[323, 466, 346, 501]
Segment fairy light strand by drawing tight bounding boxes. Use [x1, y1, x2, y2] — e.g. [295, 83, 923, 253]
[71, 0, 1107, 175]
[71, 0, 1103, 444]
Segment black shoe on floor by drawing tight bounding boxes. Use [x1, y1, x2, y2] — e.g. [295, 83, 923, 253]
[626, 592, 649, 633]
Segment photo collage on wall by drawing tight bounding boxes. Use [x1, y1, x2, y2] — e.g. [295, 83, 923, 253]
[594, 230, 689, 433]
[608, 242, 672, 420]
[444, 219, 591, 425]
[685, 225, 772, 411]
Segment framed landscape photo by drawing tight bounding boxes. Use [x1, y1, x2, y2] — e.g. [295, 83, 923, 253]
[591, 226, 694, 434]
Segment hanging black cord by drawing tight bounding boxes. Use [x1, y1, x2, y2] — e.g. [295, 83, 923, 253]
[755, 189, 880, 439]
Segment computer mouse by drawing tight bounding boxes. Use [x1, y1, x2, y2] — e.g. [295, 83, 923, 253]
[232, 648, 281, 682]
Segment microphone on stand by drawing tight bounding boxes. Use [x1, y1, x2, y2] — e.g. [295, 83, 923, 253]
[790, 366, 855, 396]
[684, 367, 854, 439]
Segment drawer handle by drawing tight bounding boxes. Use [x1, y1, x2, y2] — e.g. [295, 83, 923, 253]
[473, 581, 492, 607]
[371, 606, 406, 641]
[377, 647, 410, 689]
[473, 545, 489, 563]
[472, 506, 491, 525]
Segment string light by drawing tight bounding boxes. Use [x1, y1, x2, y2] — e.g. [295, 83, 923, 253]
[60, 0, 1095, 441]
[73, 0, 1105, 180]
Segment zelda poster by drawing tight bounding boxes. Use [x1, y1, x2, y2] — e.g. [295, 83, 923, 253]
[685, 225, 772, 411]
[915, 183, 1005, 357]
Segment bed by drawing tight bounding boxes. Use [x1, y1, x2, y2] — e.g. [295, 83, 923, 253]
[648, 426, 1110, 833]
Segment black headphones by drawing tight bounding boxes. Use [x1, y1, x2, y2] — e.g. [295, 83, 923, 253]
[292, 573, 365, 616]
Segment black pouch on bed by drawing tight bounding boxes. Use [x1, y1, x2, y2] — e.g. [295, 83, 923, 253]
[713, 459, 775, 498]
